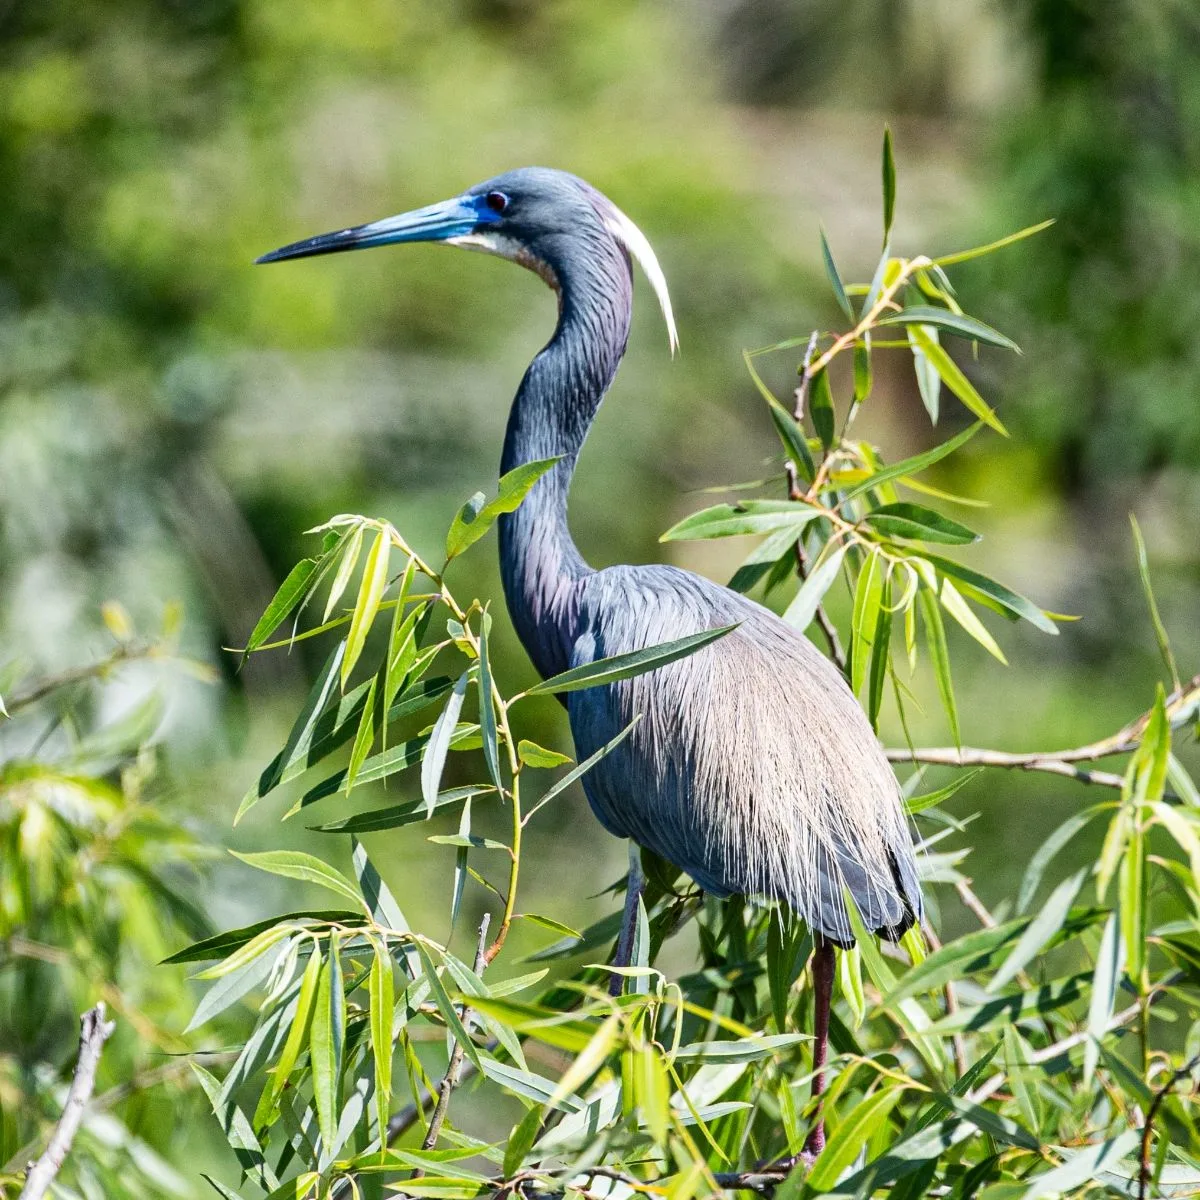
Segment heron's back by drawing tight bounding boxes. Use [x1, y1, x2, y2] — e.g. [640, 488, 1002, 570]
[565, 564, 921, 945]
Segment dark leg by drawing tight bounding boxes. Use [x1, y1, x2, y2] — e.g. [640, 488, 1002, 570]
[802, 940, 835, 1159]
[609, 842, 645, 997]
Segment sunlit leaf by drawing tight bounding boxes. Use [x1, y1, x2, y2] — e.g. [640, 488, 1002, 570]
[323, 524, 364, 622]
[808, 1087, 901, 1191]
[839, 422, 983, 502]
[782, 541, 850, 632]
[423, 671, 470, 818]
[908, 325, 1007, 435]
[244, 559, 316, 660]
[369, 938, 395, 1140]
[1130, 514, 1181, 691]
[866, 503, 979, 547]
[341, 529, 390, 686]
[932, 217, 1055, 268]
[445, 458, 560, 561]
[310, 933, 344, 1157]
[660, 500, 820, 542]
[229, 850, 364, 910]
[988, 868, 1086, 992]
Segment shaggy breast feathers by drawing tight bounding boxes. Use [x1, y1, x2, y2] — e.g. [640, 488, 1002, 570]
[566, 565, 921, 945]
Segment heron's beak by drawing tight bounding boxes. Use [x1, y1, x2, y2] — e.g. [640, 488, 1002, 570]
[255, 195, 491, 264]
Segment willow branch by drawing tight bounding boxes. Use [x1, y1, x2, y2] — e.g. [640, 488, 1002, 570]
[886, 672, 1200, 789]
[19, 1004, 116, 1200]
[421, 913, 491, 1154]
[1140, 1052, 1200, 1200]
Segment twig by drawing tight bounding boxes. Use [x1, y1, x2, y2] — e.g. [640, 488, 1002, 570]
[967, 978, 1180, 1107]
[886, 673, 1200, 789]
[1140, 1052, 1200, 1200]
[19, 1003, 116, 1200]
[421, 913, 491, 1154]
[3, 643, 160, 718]
[954, 879, 997, 929]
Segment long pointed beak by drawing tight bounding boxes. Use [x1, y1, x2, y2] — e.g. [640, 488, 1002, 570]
[255, 195, 486, 265]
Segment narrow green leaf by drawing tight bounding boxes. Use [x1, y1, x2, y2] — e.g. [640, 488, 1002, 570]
[904, 769, 982, 815]
[839, 422, 983, 502]
[867, 570, 891, 729]
[237, 643, 346, 823]
[503, 1105, 544, 1179]
[245, 559, 317, 659]
[988, 868, 1086, 992]
[908, 325, 1007, 435]
[766, 394, 816, 484]
[186, 939, 287, 1032]
[415, 942, 482, 1072]
[881, 126, 896, 243]
[163, 911, 363, 964]
[229, 850, 364, 910]
[311, 785, 490, 834]
[933, 218, 1055, 268]
[851, 550, 884, 699]
[476, 612, 503, 796]
[1021, 1131, 1140, 1200]
[1130, 514, 1181, 691]
[810, 368, 835, 450]
[820, 226, 854, 322]
[922, 552, 1058, 635]
[908, 325, 941, 423]
[661, 500, 820, 542]
[853, 338, 872, 405]
[341, 530, 390, 686]
[445, 458, 561, 560]
[370, 939, 395, 1140]
[422, 672, 470, 818]
[782, 542, 850, 632]
[255, 943, 321, 1129]
[808, 1088, 901, 1191]
[343, 676, 377, 795]
[938, 577, 1007, 664]
[866, 503, 980, 546]
[517, 740, 572, 769]
[311, 934, 345, 1155]
[323, 524, 364, 622]
[877, 307, 1020, 352]
[524, 626, 737, 697]
[192, 1062, 280, 1191]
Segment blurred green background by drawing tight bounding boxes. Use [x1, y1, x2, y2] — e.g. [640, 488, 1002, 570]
[1, 0, 1198, 1186]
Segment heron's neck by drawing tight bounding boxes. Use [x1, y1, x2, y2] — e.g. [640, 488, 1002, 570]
[498, 237, 633, 677]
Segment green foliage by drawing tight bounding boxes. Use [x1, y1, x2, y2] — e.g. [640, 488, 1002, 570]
[182, 142, 1200, 1199]
[0, 618, 214, 1196]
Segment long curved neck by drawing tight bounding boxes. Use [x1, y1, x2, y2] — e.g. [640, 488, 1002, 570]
[498, 234, 633, 678]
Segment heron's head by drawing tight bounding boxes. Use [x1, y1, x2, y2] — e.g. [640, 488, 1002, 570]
[256, 166, 677, 352]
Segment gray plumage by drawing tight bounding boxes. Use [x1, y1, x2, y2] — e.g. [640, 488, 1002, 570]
[257, 166, 922, 948]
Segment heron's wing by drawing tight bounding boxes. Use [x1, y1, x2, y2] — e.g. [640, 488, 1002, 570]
[566, 564, 921, 945]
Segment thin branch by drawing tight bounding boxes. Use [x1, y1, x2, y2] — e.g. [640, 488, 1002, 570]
[3, 643, 161, 718]
[1140, 1052, 1200, 1200]
[421, 913, 491, 1154]
[886, 672, 1200, 790]
[19, 1003, 116, 1200]
[954, 879, 997, 929]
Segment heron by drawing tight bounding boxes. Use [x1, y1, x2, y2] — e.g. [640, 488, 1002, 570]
[257, 167, 922, 1160]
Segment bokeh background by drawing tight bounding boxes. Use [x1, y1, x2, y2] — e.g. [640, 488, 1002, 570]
[1, 0, 1198, 1185]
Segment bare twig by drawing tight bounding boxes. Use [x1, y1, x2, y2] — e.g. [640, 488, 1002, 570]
[954, 879, 997, 929]
[886, 673, 1200, 790]
[19, 1003, 116, 1200]
[1140, 1052, 1200, 1200]
[422, 913, 491, 1154]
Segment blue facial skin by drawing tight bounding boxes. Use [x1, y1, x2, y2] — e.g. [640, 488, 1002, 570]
[255, 191, 505, 264]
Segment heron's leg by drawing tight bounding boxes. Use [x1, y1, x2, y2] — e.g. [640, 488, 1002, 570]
[609, 842, 645, 997]
[802, 940, 835, 1159]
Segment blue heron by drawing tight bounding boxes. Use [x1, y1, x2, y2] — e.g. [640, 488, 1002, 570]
[258, 168, 922, 1158]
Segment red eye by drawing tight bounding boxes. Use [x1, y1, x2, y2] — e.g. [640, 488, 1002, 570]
[485, 191, 509, 214]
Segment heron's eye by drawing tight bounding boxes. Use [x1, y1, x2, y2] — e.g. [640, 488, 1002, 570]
[485, 191, 510, 215]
